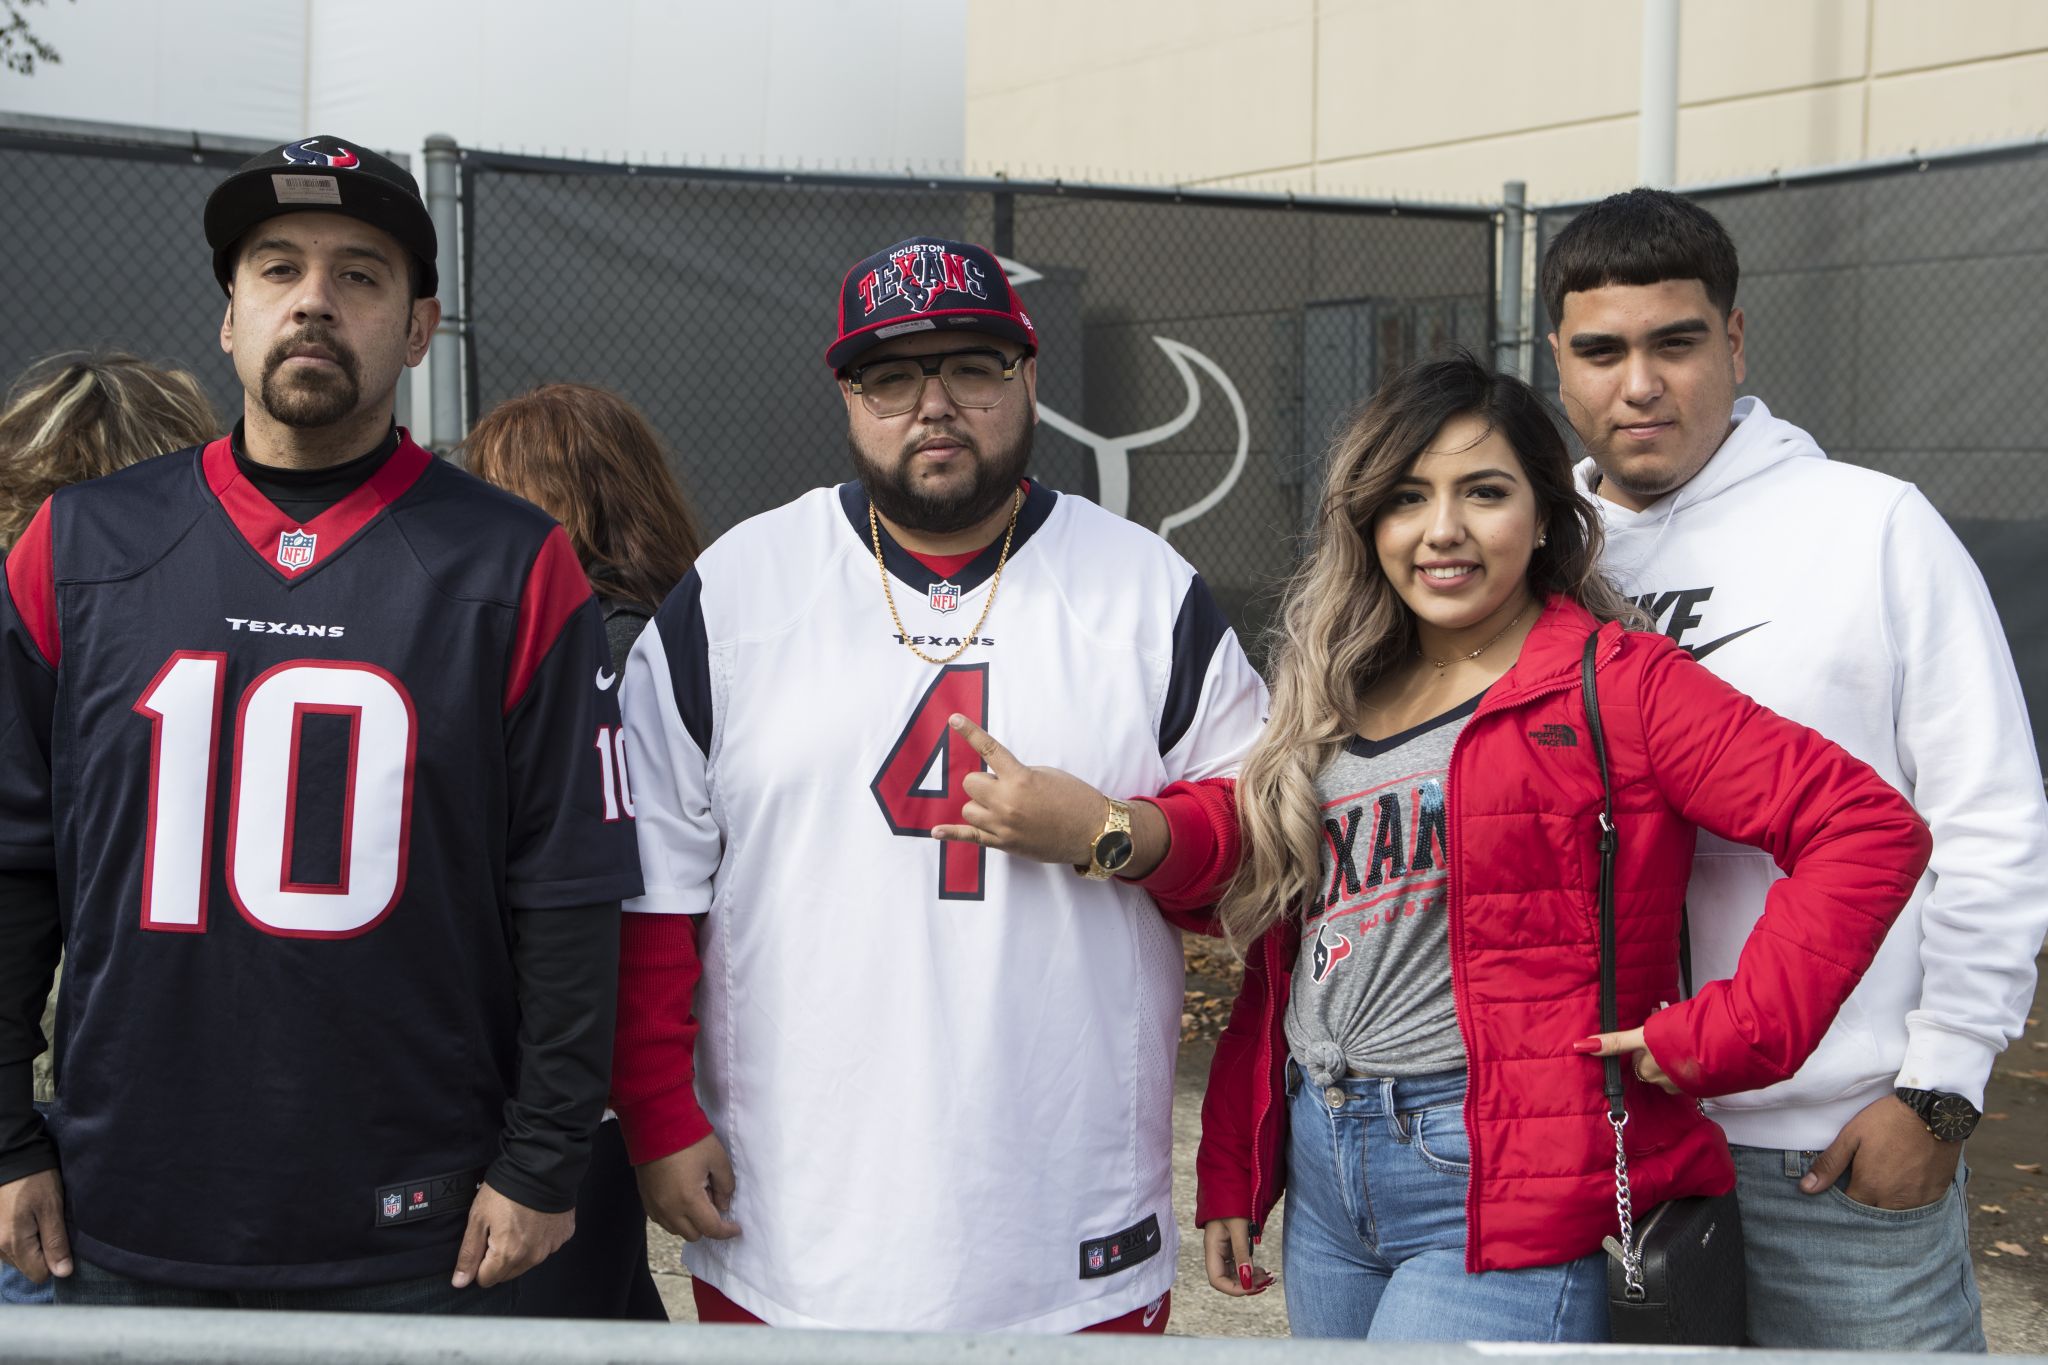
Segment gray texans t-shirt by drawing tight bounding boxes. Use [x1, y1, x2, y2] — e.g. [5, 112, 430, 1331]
[1285, 694, 1480, 1086]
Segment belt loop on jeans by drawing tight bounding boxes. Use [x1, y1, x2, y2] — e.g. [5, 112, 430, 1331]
[1284, 1056, 1302, 1097]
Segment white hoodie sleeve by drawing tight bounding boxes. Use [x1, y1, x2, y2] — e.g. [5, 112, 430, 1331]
[1883, 486, 2048, 1107]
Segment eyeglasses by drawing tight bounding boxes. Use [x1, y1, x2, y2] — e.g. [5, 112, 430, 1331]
[846, 348, 1024, 418]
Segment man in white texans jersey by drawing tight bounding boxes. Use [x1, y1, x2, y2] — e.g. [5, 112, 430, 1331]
[610, 237, 1265, 1333]
[1546, 188, 2048, 1351]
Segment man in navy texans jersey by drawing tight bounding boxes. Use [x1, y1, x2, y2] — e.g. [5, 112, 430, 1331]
[0, 136, 639, 1311]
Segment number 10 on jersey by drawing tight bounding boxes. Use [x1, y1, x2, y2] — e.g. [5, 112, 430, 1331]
[135, 652, 416, 939]
[870, 663, 988, 900]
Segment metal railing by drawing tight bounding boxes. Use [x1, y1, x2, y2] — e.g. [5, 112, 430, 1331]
[7, 1309, 2040, 1365]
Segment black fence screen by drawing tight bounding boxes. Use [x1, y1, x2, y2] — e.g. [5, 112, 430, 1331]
[2, 121, 2038, 754]
[460, 153, 1497, 645]
[0, 127, 259, 421]
[1531, 141, 2048, 757]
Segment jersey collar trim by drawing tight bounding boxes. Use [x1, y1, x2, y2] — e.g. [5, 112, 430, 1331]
[838, 479, 1058, 595]
[202, 431, 432, 582]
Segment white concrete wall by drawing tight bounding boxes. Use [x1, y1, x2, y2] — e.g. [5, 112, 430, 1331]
[965, 0, 2048, 203]
[0, 0, 966, 170]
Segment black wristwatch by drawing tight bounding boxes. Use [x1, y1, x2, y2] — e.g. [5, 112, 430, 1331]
[1893, 1087, 1981, 1142]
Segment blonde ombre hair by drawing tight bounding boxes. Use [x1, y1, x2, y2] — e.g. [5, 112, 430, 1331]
[0, 352, 220, 550]
[1219, 353, 1641, 953]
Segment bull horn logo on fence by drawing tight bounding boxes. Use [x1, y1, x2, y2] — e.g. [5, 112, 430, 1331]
[998, 257, 1248, 542]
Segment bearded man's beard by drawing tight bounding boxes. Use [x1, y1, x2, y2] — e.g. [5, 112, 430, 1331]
[850, 418, 1033, 536]
[258, 326, 364, 429]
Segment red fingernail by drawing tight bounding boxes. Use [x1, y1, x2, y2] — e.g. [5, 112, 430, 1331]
[1238, 1264, 1253, 1291]
[1571, 1038, 1602, 1055]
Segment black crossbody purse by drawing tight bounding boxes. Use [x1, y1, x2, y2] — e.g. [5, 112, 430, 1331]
[1581, 631, 1748, 1346]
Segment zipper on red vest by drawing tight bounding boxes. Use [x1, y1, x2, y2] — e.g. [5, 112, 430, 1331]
[1445, 622, 1623, 1271]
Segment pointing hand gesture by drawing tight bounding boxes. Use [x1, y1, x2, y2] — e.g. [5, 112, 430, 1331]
[1573, 1026, 1681, 1094]
[931, 714, 1118, 866]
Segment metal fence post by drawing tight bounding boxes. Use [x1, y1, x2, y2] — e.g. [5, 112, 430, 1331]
[1495, 180, 1527, 379]
[423, 134, 463, 450]
[1638, 0, 1679, 187]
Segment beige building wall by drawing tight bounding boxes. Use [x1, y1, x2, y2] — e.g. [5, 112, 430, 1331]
[965, 0, 2048, 204]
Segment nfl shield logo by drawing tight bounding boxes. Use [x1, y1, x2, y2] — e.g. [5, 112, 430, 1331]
[1087, 1246, 1105, 1271]
[277, 528, 317, 571]
[928, 579, 960, 614]
[381, 1192, 402, 1220]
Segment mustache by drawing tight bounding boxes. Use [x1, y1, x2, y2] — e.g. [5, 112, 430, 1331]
[263, 326, 359, 377]
[906, 426, 978, 458]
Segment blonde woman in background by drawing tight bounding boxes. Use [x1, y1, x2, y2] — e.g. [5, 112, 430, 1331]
[0, 352, 219, 548]
[0, 351, 218, 1306]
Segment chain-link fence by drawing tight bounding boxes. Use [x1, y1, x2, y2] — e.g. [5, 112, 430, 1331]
[2, 116, 2041, 739]
[0, 120, 262, 421]
[0, 117, 414, 429]
[459, 152, 1497, 647]
[1530, 139, 2048, 757]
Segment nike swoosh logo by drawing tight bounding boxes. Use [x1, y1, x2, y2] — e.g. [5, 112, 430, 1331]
[1143, 1297, 1164, 1327]
[595, 668, 618, 691]
[1686, 622, 1767, 661]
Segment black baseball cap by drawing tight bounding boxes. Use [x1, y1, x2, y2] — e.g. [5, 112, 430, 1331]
[826, 236, 1036, 371]
[204, 136, 438, 297]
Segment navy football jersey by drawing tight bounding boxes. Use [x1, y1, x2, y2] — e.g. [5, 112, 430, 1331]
[0, 433, 641, 1288]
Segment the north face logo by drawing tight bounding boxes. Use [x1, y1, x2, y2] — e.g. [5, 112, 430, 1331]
[1530, 723, 1577, 748]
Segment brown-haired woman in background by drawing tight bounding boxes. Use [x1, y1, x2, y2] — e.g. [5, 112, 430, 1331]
[463, 382, 703, 664]
[0, 351, 218, 1308]
[461, 381, 702, 1321]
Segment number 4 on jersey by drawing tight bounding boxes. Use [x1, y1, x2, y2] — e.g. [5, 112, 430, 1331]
[870, 663, 988, 900]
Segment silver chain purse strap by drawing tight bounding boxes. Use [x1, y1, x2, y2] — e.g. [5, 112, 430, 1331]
[1583, 638, 1647, 1302]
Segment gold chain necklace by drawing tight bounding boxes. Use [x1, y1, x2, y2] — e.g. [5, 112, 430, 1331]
[1419, 601, 1531, 671]
[870, 487, 1022, 666]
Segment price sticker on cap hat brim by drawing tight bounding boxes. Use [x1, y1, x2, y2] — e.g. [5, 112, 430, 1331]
[272, 174, 343, 206]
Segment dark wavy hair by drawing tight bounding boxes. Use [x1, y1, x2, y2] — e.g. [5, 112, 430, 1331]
[1220, 350, 1642, 952]
[460, 383, 704, 611]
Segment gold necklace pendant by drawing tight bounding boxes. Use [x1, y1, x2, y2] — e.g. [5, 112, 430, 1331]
[1421, 601, 1531, 671]
[872, 487, 1023, 666]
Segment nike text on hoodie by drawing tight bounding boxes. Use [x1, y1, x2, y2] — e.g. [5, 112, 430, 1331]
[1578, 396, 2048, 1151]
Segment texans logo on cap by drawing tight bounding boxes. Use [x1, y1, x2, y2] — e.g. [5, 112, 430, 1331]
[205, 133, 439, 297]
[282, 138, 360, 170]
[826, 237, 1036, 371]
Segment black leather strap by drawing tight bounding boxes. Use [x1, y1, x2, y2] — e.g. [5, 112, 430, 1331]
[1582, 630, 1627, 1125]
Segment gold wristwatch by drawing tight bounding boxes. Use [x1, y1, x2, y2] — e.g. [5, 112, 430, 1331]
[1077, 797, 1136, 880]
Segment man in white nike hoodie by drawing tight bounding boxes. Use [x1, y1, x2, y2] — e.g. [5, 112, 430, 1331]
[1544, 189, 2048, 1352]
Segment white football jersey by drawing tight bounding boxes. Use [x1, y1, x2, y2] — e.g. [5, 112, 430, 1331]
[621, 481, 1266, 1332]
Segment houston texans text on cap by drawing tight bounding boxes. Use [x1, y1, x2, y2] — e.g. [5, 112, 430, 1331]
[204, 136, 438, 297]
[826, 237, 1037, 371]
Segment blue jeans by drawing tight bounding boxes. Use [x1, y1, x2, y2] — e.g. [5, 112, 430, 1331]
[0, 1261, 54, 1305]
[1732, 1143, 1984, 1351]
[1281, 1064, 1609, 1342]
[52, 1256, 520, 1314]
